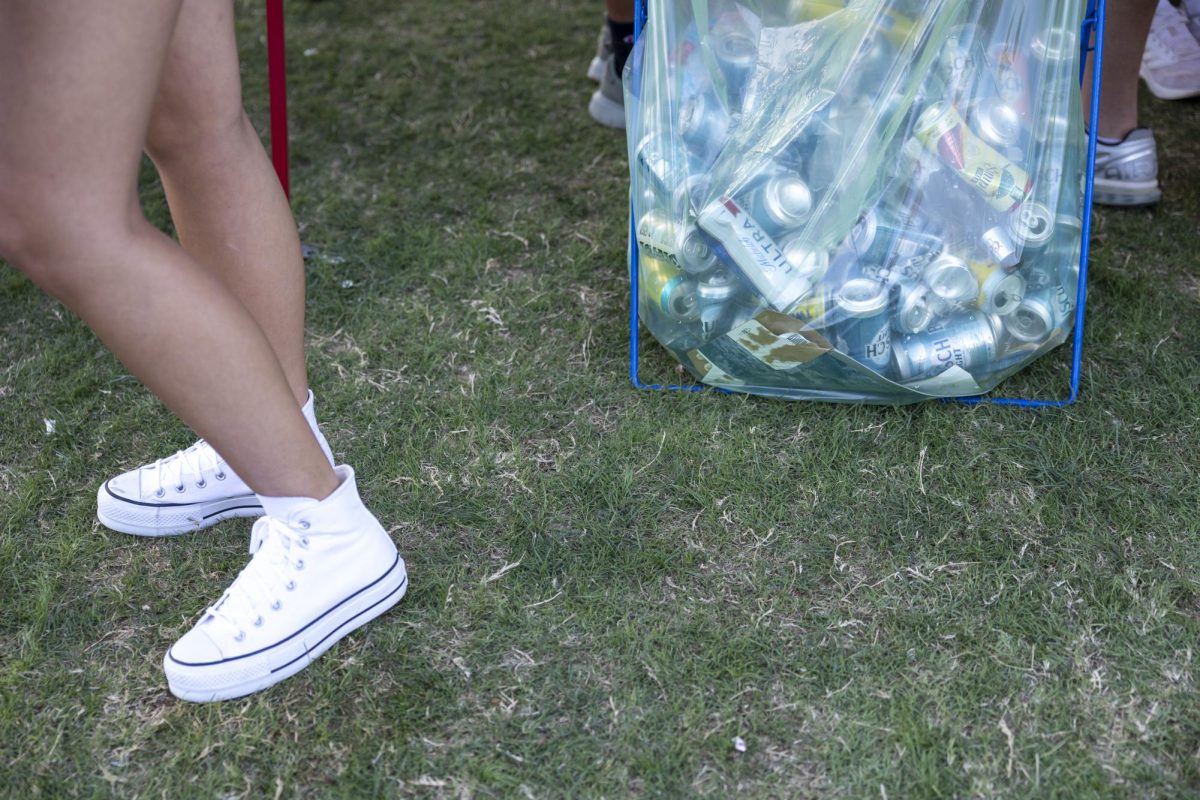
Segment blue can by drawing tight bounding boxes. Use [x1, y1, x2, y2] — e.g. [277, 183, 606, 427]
[834, 278, 892, 374]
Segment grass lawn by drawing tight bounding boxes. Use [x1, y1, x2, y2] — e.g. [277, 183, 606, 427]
[2, 1, 1198, 797]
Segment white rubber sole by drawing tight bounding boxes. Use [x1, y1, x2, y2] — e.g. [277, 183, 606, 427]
[97, 482, 264, 537]
[587, 56, 605, 82]
[1139, 66, 1200, 100]
[165, 554, 408, 702]
[1092, 176, 1162, 207]
[588, 89, 626, 129]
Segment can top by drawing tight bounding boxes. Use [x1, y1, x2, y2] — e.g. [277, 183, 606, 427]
[1007, 293, 1054, 342]
[835, 278, 889, 317]
[896, 284, 935, 333]
[763, 175, 813, 225]
[781, 237, 829, 282]
[923, 254, 978, 303]
[678, 227, 720, 274]
[973, 97, 1021, 147]
[715, 29, 758, 66]
[849, 210, 878, 253]
[1009, 201, 1055, 247]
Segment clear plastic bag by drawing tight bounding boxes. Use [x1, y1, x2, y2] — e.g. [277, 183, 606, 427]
[626, 0, 1087, 403]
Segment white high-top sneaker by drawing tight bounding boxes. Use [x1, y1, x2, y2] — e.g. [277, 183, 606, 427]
[164, 465, 407, 702]
[96, 391, 334, 536]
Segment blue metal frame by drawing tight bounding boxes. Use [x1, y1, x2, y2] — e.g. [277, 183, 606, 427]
[628, 0, 1107, 406]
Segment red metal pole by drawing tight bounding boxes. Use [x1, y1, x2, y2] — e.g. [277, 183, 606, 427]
[266, 0, 290, 198]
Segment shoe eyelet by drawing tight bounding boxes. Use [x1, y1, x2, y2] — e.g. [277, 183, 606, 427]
[299, 537, 310, 549]
[175, 485, 186, 494]
[254, 616, 264, 627]
[234, 631, 246, 642]
[155, 488, 166, 498]
[215, 472, 226, 481]
[299, 520, 311, 530]
[295, 559, 305, 571]
[271, 600, 282, 610]
[196, 479, 207, 489]
[286, 581, 296, 591]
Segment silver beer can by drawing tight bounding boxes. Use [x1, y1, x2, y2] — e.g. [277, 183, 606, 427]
[679, 91, 732, 165]
[970, 96, 1023, 149]
[678, 225, 721, 276]
[753, 174, 814, 236]
[834, 278, 892, 373]
[923, 254, 979, 311]
[893, 312, 1000, 381]
[713, 27, 759, 93]
[972, 261, 1026, 316]
[981, 225, 1020, 269]
[1008, 201, 1055, 250]
[1005, 283, 1075, 343]
[780, 237, 829, 285]
[892, 281, 936, 335]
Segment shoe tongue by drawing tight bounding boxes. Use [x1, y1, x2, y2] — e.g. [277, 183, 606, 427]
[258, 493, 321, 522]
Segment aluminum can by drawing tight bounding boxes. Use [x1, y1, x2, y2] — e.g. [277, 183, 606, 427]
[1005, 283, 1075, 344]
[987, 45, 1031, 118]
[834, 278, 892, 373]
[639, 254, 701, 322]
[679, 91, 732, 167]
[849, 207, 943, 267]
[970, 96, 1023, 150]
[939, 24, 983, 96]
[780, 237, 829, 285]
[635, 210, 678, 265]
[712, 26, 758, 94]
[893, 312, 1000, 381]
[923, 253, 979, 311]
[970, 260, 1026, 316]
[892, 280, 936, 335]
[914, 103, 1033, 213]
[749, 173, 814, 238]
[697, 196, 814, 313]
[677, 226, 721, 276]
[636, 133, 686, 196]
[1008, 201, 1056, 251]
[696, 264, 740, 307]
[981, 225, 1020, 269]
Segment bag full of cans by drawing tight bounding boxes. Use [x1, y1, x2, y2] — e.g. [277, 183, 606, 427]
[626, 0, 1087, 403]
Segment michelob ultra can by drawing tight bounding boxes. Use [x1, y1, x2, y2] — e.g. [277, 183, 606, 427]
[893, 312, 1001, 381]
[834, 278, 892, 373]
[914, 103, 1033, 213]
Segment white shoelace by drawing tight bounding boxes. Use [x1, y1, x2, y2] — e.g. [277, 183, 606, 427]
[151, 440, 225, 497]
[204, 517, 309, 642]
[1146, 1, 1200, 63]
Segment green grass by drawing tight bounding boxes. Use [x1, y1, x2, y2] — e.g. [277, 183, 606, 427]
[2, 1, 1200, 797]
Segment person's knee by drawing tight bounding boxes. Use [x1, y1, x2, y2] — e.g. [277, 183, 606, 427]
[0, 186, 132, 301]
[145, 103, 255, 167]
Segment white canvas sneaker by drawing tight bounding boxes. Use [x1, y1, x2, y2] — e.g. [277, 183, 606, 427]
[96, 391, 334, 536]
[164, 465, 408, 702]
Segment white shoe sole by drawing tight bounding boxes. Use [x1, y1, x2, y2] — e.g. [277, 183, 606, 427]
[589, 89, 626, 128]
[164, 553, 408, 702]
[1092, 176, 1162, 206]
[1139, 66, 1200, 100]
[587, 56, 605, 82]
[97, 481, 264, 537]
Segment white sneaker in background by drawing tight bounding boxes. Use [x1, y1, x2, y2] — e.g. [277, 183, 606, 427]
[1140, 0, 1200, 99]
[163, 465, 408, 702]
[588, 21, 612, 83]
[96, 390, 334, 536]
[1183, 0, 1200, 41]
[588, 55, 627, 129]
[1093, 128, 1163, 207]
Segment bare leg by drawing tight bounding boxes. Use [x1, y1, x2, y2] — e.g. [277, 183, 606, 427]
[0, 0, 337, 500]
[1083, 0, 1156, 139]
[146, 0, 309, 406]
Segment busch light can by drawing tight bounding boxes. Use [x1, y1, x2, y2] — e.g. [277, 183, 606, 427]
[834, 278, 892, 373]
[970, 260, 1026, 316]
[893, 312, 1000, 381]
[1005, 283, 1075, 344]
[923, 253, 979, 311]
